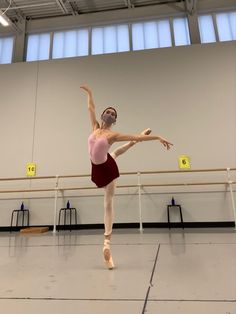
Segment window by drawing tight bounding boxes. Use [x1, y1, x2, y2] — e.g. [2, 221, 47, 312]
[52, 29, 89, 59]
[173, 17, 191, 46]
[91, 24, 129, 55]
[132, 19, 172, 51]
[216, 11, 236, 42]
[198, 15, 216, 43]
[26, 33, 50, 61]
[23, 12, 220, 63]
[0, 36, 14, 64]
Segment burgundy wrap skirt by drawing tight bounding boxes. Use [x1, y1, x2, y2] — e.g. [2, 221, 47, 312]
[91, 153, 120, 188]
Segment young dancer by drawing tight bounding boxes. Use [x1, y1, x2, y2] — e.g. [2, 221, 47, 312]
[80, 85, 173, 269]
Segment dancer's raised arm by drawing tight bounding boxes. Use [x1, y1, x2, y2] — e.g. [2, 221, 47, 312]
[80, 85, 99, 130]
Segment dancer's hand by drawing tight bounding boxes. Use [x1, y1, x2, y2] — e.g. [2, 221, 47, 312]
[80, 85, 92, 94]
[159, 137, 173, 150]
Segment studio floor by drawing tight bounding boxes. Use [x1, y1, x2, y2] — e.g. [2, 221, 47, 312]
[0, 228, 235, 314]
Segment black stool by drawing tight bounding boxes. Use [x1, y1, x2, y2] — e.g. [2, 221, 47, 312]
[167, 204, 184, 229]
[58, 207, 77, 231]
[10, 208, 30, 232]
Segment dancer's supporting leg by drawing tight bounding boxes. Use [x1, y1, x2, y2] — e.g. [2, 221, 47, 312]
[103, 179, 116, 269]
[103, 128, 152, 270]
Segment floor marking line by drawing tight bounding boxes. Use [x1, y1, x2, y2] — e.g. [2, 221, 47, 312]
[142, 244, 161, 314]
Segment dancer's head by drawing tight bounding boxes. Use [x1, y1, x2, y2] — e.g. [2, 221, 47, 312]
[101, 107, 117, 127]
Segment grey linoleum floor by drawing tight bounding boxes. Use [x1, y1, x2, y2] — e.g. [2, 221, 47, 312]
[0, 228, 235, 314]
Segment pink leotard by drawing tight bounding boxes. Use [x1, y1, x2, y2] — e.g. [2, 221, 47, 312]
[88, 134, 111, 165]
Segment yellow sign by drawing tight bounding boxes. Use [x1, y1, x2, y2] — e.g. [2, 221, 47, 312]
[178, 155, 190, 169]
[26, 163, 36, 177]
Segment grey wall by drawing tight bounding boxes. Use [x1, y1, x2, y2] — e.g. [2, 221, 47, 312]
[0, 41, 235, 227]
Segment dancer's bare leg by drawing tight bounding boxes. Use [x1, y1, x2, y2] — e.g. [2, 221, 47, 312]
[102, 128, 152, 269]
[103, 179, 116, 269]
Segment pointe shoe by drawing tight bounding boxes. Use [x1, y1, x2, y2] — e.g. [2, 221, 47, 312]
[141, 128, 152, 135]
[103, 239, 115, 270]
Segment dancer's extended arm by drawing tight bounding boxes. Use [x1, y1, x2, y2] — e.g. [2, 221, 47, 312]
[80, 85, 99, 130]
[111, 128, 152, 158]
[111, 133, 173, 150]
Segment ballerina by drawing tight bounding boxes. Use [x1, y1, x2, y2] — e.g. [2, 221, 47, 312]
[81, 85, 173, 269]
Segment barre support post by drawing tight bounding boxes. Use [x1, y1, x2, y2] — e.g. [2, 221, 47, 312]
[226, 168, 236, 230]
[138, 172, 143, 231]
[53, 175, 59, 234]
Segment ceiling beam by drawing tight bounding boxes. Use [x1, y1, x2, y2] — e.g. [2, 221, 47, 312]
[55, 0, 69, 14]
[0, 2, 55, 11]
[66, 0, 78, 15]
[184, 0, 197, 15]
[124, 0, 135, 9]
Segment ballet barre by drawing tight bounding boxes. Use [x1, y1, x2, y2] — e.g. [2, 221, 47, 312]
[0, 167, 235, 232]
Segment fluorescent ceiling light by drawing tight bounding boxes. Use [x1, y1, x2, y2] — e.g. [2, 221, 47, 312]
[0, 10, 10, 27]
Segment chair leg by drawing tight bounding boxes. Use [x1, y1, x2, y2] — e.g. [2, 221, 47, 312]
[179, 206, 184, 229]
[75, 209, 77, 225]
[10, 211, 15, 233]
[16, 211, 19, 227]
[167, 206, 170, 229]
[58, 210, 62, 231]
[64, 209, 66, 230]
[70, 209, 72, 232]
[22, 210, 25, 226]
[27, 211, 29, 226]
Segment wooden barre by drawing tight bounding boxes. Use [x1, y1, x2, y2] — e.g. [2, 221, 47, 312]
[0, 176, 56, 181]
[0, 185, 138, 193]
[0, 188, 55, 193]
[142, 182, 236, 187]
[58, 174, 90, 179]
[60, 168, 236, 176]
[0, 182, 235, 194]
[0, 168, 235, 182]
[138, 168, 236, 175]
[0, 174, 90, 181]
[61, 185, 138, 191]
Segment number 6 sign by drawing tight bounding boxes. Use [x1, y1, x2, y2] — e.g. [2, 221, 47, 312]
[178, 156, 190, 169]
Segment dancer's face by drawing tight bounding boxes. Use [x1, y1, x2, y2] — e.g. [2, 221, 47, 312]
[101, 108, 117, 125]
[104, 108, 116, 118]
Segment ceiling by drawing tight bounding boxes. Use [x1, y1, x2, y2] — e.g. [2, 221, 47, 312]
[0, 0, 203, 22]
[0, 0, 234, 24]
[0, 0, 192, 22]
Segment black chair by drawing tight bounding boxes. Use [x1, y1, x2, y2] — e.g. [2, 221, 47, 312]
[10, 208, 30, 232]
[167, 204, 184, 229]
[58, 207, 77, 231]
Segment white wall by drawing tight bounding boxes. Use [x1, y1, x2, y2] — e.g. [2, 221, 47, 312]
[0, 41, 235, 227]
